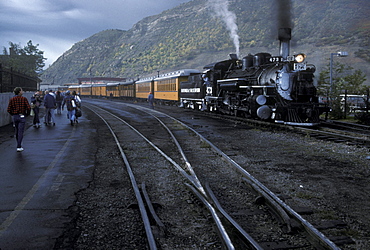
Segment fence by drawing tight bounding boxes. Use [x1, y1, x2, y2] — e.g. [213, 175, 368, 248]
[0, 63, 39, 93]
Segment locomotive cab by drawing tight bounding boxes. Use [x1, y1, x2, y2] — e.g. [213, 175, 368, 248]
[180, 74, 207, 110]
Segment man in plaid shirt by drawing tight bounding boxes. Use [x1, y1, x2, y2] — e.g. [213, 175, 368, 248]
[7, 87, 31, 152]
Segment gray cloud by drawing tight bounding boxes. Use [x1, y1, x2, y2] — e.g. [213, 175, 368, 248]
[0, 0, 189, 67]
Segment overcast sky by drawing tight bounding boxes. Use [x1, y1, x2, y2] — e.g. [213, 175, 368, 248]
[0, 0, 190, 68]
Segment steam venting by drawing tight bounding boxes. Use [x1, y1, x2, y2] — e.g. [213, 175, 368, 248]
[208, 0, 240, 57]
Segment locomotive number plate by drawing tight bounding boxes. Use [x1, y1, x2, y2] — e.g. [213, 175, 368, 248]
[269, 57, 283, 63]
[294, 62, 307, 71]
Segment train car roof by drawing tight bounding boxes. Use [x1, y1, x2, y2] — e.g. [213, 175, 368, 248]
[136, 77, 154, 84]
[105, 81, 136, 87]
[120, 81, 135, 85]
[68, 85, 92, 88]
[49, 85, 66, 89]
[87, 83, 107, 87]
[106, 82, 120, 86]
[155, 69, 201, 80]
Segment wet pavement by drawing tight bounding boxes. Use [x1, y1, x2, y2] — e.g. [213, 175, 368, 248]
[0, 110, 96, 249]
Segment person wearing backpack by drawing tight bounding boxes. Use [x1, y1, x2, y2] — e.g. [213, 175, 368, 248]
[72, 90, 82, 122]
[72, 90, 81, 106]
[62, 91, 77, 126]
[31, 91, 42, 128]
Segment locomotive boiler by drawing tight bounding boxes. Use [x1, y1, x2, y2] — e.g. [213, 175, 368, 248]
[180, 28, 328, 126]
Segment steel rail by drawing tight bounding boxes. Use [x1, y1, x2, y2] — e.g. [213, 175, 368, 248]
[185, 183, 235, 250]
[242, 178, 292, 233]
[145, 111, 206, 196]
[136, 104, 341, 250]
[204, 182, 264, 250]
[88, 103, 234, 249]
[321, 121, 370, 136]
[123, 104, 272, 249]
[90, 101, 339, 249]
[294, 126, 370, 146]
[85, 105, 158, 250]
[138, 107, 261, 249]
[190, 129, 339, 249]
[324, 120, 370, 131]
[141, 183, 165, 232]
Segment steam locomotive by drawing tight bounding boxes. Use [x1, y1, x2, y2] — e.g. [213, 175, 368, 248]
[180, 28, 328, 126]
[68, 28, 327, 126]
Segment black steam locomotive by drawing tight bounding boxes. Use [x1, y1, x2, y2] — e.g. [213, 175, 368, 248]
[180, 28, 327, 126]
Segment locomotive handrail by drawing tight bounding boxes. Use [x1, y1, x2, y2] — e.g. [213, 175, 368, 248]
[217, 78, 247, 82]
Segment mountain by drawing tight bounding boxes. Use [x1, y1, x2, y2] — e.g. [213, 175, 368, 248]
[41, 0, 370, 86]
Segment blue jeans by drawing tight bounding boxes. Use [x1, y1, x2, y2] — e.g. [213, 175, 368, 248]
[56, 102, 62, 114]
[68, 109, 76, 122]
[33, 106, 40, 125]
[13, 114, 26, 148]
[45, 108, 55, 124]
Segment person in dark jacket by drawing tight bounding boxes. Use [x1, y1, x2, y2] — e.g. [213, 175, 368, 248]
[55, 90, 63, 115]
[147, 92, 154, 109]
[30, 91, 42, 128]
[62, 91, 77, 126]
[7, 87, 31, 152]
[44, 90, 56, 126]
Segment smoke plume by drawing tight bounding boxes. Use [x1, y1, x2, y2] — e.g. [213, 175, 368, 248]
[208, 0, 240, 57]
[276, 0, 293, 29]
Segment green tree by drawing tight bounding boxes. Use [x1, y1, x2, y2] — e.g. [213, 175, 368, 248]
[2, 40, 46, 77]
[318, 61, 367, 119]
[343, 69, 367, 94]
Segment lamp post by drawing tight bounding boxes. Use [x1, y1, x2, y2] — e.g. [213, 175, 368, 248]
[329, 51, 348, 94]
[325, 51, 348, 120]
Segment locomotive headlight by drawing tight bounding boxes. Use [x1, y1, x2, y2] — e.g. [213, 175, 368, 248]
[294, 53, 306, 63]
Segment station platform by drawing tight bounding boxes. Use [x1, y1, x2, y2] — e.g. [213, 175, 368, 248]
[0, 110, 95, 249]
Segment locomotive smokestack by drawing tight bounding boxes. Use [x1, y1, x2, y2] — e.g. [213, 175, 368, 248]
[275, 0, 292, 59]
[279, 28, 291, 59]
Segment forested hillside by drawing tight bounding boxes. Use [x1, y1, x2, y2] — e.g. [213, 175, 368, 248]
[41, 0, 370, 85]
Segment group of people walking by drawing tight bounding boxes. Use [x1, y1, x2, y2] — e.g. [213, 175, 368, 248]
[7, 87, 82, 152]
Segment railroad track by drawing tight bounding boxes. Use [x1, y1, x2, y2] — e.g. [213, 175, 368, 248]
[183, 107, 370, 148]
[321, 120, 370, 136]
[292, 120, 370, 147]
[82, 99, 344, 249]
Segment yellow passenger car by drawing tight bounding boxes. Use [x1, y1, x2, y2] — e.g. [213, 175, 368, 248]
[136, 77, 154, 99]
[80, 85, 92, 96]
[68, 85, 80, 94]
[106, 82, 120, 97]
[91, 84, 107, 97]
[119, 81, 136, 98]
[154, 69, 200, 101]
